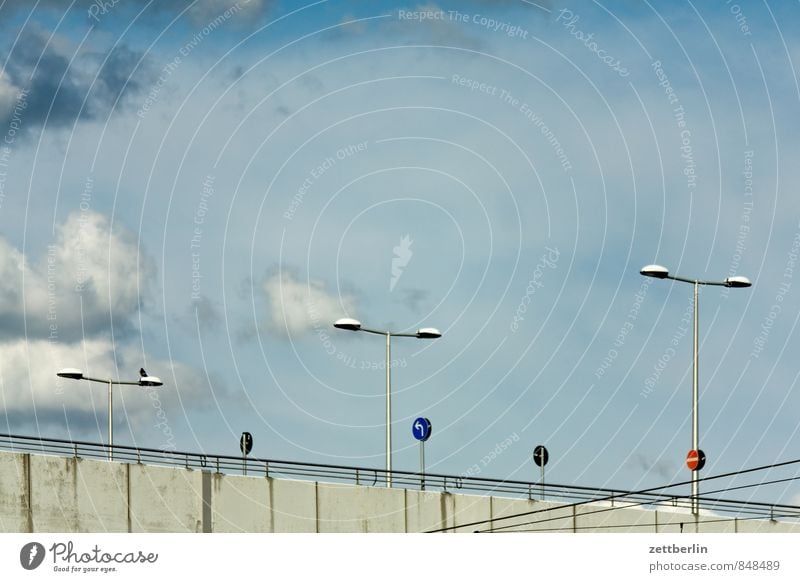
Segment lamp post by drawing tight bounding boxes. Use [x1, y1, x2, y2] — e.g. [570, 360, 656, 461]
[640, 265, 751, 516]
[56, 368, 163, 460]
[333, 318, 441, 487]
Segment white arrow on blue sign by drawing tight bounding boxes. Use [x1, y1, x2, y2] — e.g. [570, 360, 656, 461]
[412, 417, 432, 442]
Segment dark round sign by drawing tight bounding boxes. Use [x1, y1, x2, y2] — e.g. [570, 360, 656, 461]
[533, 445, 549, 467]
[240, 431, 253, 455]
[686, 449, 706, 471]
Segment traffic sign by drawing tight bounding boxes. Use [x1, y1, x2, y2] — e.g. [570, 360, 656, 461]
[686, 449, 706, 471]
[412, 417, 432, 442]
[240, 431, 253, 455]
[533, 445, 549, 467]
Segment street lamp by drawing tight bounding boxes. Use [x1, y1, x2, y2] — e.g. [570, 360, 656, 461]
[56, 367, 163, 460]
[333, 317, 441, 487]
[640, 264, 751, 516]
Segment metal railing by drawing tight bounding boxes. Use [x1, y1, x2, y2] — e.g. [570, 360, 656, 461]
[0, 432, 796, 522]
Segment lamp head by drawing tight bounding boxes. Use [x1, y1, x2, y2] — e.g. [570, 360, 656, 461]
[416, 328, 442, 339]
[724, 276, 752, 288]
[139, 376, 163, 387]
[333, 318, 362, 331]
[640, 264, 670, 279]
[56, 368, 84, 380]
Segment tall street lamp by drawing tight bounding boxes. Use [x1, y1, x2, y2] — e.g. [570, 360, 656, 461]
[640, 264, 751, 516]
[333, 318, 441, 487]
[56, 367, 163, 460]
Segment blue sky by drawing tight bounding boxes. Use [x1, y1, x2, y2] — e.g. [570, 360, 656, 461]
[2, 0, 800, 506]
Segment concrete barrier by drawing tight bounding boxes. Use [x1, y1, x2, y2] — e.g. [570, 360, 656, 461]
[128, 462, 204, 532]
[0, 452, 28, 532]
[1, 450, 798, 533]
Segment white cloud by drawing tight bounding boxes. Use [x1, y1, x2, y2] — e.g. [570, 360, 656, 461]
[0, 210, 149, 340]
[263, 271, 356, 335]
[0, 338, 111, 414]
[0, 210, 220, 434]
[52, 209, 147, 321]
[0, 69, 18, 122]
[0, 337, 212, 424]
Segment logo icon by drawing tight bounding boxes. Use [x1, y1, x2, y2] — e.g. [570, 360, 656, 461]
[390, 234, 413, 291]
[20, 542, 45, 570]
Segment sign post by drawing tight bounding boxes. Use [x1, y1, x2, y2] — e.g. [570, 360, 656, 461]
[412, 417, 432, 490]
[686, 449, 706, 513]
[240, 431, 253, 476]
[533, 445, 549, 500]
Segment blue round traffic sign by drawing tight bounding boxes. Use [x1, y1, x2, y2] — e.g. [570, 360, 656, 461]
[412, 417, 432, 442]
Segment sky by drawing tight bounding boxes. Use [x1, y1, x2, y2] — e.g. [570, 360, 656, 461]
[1, 0, 800, 508]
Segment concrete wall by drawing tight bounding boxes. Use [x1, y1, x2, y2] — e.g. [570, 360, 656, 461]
[0, 452, 27, 532]
[0, 450, 797, 533]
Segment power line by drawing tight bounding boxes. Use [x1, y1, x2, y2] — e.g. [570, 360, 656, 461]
[702, 475, 800, 501]
[480, 474, 800, 533]
[495, 512, 800, 534]
[426, 456, 800, 532]
[486, 475, 800, 532]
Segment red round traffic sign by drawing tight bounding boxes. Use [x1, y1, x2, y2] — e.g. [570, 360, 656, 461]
[686, 449, 706, 471]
